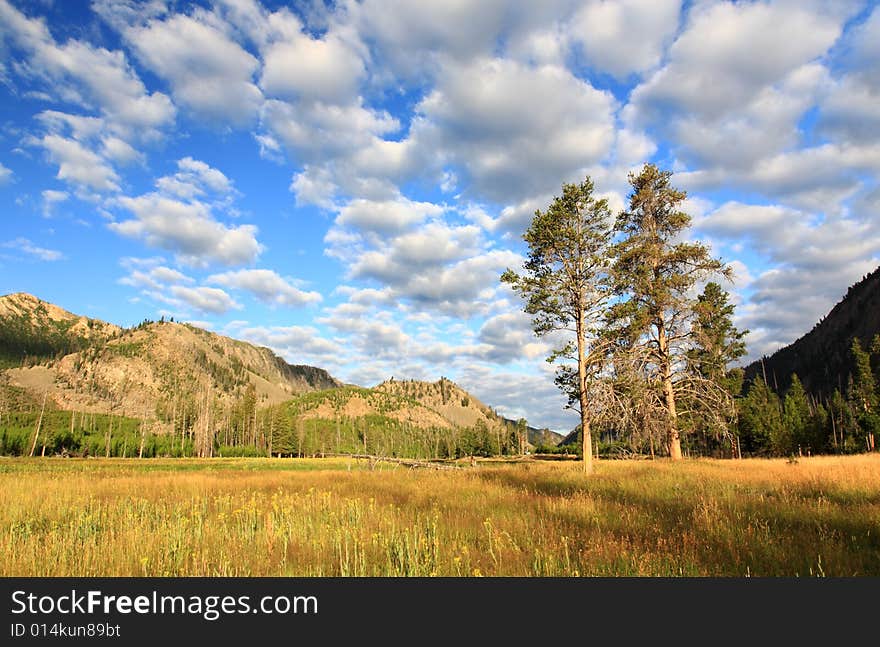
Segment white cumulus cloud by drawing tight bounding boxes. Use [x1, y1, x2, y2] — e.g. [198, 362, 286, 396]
[122, 11, 262, 125]
[110, 193, 262, 266]
[168, 285, 241, 314]
[207, 269, 322, 307]
[412, 57, 616, 203]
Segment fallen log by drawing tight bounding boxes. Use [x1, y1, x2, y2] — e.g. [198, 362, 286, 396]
[324, 453, 464, 471]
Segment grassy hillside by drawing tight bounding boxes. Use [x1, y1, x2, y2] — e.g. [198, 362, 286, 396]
[374, 379, 565, 449]
[4, 317, 341, 420]
[265, 386, 521, 459]
[374, 377, 503, 429]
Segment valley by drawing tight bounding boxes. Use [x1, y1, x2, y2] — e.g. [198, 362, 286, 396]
[0, 293, 561, 460]
[2, 454, 877, 576]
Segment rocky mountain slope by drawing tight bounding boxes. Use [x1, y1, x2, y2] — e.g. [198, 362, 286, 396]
[0, 292, 120, 367]
[1, 293, 340, 417]
[269, 379, 525, 457]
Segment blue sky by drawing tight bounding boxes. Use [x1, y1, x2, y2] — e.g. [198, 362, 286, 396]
[1, 0, 878, 432]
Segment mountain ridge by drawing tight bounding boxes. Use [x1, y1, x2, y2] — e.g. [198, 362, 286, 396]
[741, 265, 880, 398]
[0, 292, 341, 417]
[0, 293, 559, 445]
[0, 292, 121, 367]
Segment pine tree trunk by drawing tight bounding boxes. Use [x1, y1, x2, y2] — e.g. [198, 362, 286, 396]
[576, 312, 593, 474]
[664, 391, 681, 459]
[657, 319, 682, 460]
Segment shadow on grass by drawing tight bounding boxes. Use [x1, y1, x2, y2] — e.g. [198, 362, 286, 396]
[473, 466, 880, 576]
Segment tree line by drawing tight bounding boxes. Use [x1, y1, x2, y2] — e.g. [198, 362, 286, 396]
[738, 337, 879, 456]
[0, 381, 525, 460]
[502, 163, 878, 470]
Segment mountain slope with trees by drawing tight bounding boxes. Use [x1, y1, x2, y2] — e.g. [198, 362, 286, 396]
[1, 293, 341, 423]
[374, 377, 503, 431]
[0, 292, 121, 368]
[262, 382, 525, 459]
[742, 266, 880, 398]
[0, 294, 549, 459]
[736, 268, 880, 456]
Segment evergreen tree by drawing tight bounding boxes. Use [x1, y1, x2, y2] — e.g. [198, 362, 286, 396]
[781, 375, 811, 455]
[810, 401, 830, 455]
[686, 282, 748, 456]
[849, 338, 878, 450]
[689, 282, 748, 384]
[737, 376, 782, 455]
[502, 177, 613, 473]
[269, 406, 292, 456]
[609, 164, 729, 460]
[842, 377, 865, 452]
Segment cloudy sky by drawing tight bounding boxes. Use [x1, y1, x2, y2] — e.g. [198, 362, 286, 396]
[1, 0, 878, 431]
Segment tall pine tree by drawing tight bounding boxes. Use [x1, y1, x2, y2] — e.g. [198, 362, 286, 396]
[686, 282, 748, 456]
[502, 177, 613, 473]
[849, 338, 878, 451]
[781, 375, 811, 455]
[738, 376, 783, 455]
[610, 164, 729, 460]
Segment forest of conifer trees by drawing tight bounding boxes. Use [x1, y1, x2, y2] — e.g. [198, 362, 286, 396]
[736, 336, 879, 457]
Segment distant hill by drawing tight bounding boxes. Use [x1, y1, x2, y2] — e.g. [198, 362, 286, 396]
[558, 428, 579, 448]
[265, 379, 526, 458]
[374, 378, 565, 446]
[742, 266, 880, 398]
[1, 293, 341, 418]
[374, 377, 502, 429]
[375, 378, 566, 447]
[500, 416, 565, 447]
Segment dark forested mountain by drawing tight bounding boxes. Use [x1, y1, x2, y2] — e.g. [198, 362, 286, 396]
[742, 266, 880, 398]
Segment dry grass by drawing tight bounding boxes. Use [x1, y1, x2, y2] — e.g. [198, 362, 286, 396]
[1, 455, 878, 576]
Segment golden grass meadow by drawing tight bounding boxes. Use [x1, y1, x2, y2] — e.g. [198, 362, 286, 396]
[2, 455, 879, 577]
